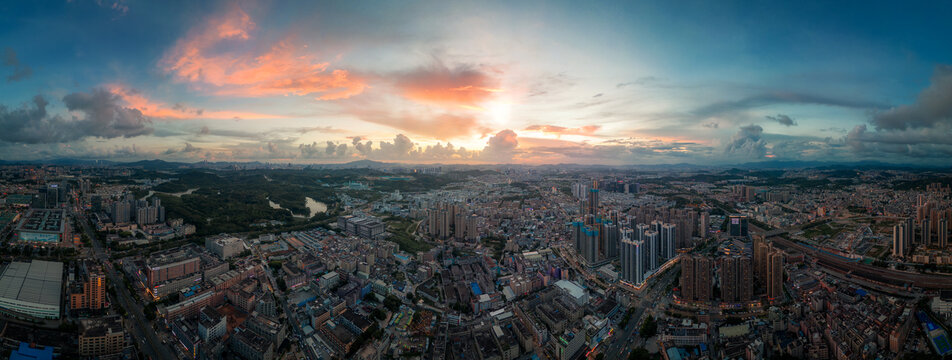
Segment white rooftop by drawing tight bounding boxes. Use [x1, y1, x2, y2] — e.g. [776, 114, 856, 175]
[554, 280, 586, 300]
[0, 260, 63, 307]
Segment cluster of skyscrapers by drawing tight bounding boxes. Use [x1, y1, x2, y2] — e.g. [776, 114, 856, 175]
[678, 236, 784, 304]
[426, 202, 479, 242]
[892, 200, 951, 258]
[570, 181, 677, 286]
[753, 237, 785, 301]
[892, 218, 949, 257]
[32, 182, 71, 209]
[110, 196, 166, 226]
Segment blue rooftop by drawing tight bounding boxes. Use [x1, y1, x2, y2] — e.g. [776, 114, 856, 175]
[10, 342, 54, 360]
[471, 282, 483, 296]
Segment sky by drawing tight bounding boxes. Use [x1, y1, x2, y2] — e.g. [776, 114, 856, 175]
[1, 0, 951, 165]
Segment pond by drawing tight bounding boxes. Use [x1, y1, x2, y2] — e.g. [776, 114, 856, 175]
[268, 197, 327, 219]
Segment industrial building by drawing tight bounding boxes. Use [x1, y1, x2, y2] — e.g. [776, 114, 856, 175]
[337, 215, 385, 239]
[15, 209, 69, 244]
[205, 235, 244, 259]
[0, 260, 63, 319]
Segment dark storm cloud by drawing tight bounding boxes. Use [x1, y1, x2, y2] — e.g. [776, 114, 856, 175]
[844, 124, 952, 158]
[766, 114, 797, 126]
[833, 65, 952, 160]
[0, 89, 153, 144]
[694, 92, 884, 117]
[871, 65, 952, 130]
[62, 90, 154, 138]
[3, 48, 33, 82]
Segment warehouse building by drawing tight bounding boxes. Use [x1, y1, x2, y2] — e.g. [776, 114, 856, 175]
[0, 260, 63, 320]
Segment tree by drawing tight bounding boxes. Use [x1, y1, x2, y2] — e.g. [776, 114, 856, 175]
[384, 295, 401, 312]
[143, 302, 157, 321]
[640, 315, 658, 338]
[371, 308, 386, 321]
[628, 347, 652, 360]
[276, 278, 287, 292]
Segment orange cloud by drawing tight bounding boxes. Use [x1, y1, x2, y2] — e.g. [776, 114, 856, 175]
[107, 85, 286, 120]
[346, 106, 486, 140]
[395, 64, 501, 109]
[523, 124, 601, 136]
[160, 5, 365, 100]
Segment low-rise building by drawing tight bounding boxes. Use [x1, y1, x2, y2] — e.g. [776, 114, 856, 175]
[198, 306, 226, 341]
[231, 326, 274, 360]
[79, 315, 126, 357]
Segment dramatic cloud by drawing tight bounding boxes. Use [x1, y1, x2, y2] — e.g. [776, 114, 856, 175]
[766, 114, 797, 126]
[3, 48, 32, 82]
[724, 124, 767, 159]
[694, 92, 884, 117]
[481, 129, 519, 161]
[845, 124, 952, 158]
[0, 90, 153, 144]
[160, 5, 366, 100]
[523, 124, 601, 136]
[300, 141, 349, 158]
[108, 85, 285, 120]
[394, 63, 501, 109]
[347, 107, 484, 140]
[61, 89, 155, 139]
[871, 65, 952, 130]
[832, 65, 952, 159]
[301, 133, 480, 162]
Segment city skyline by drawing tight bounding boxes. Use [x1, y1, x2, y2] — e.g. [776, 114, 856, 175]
[2, 1, 952, 165]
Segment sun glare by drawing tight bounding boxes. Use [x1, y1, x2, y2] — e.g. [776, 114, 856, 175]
[486, 101, 512, 127]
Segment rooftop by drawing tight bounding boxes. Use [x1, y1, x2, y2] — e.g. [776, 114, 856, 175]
[81, 315, 124, 338]
[0, 260, 63, 307]
[15, 209, 65, 233]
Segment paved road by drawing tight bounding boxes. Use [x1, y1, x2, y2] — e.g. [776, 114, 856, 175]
[73, 211, 177, 360]
[600, 264, 679, 360]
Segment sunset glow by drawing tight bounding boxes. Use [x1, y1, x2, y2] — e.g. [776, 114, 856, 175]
[0, 1, 950, 165]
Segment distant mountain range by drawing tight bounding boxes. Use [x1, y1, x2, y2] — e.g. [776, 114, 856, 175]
[0, 157, 946, 171]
